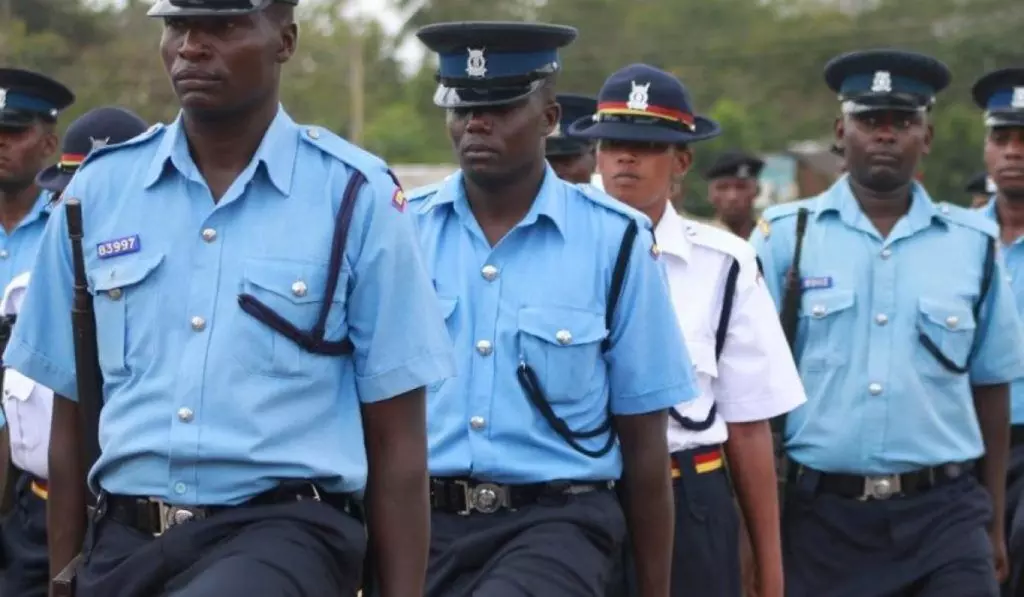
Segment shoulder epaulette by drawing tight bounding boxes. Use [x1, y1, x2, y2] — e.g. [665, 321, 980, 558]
[761, 197, 818, 223]
[936, 202, 999, 238]
[685, 219, 757, 263]
[574, 182, 653, 229]
[407, 182, 443, 204]
[78, 123, 165, 170]
[298, 125, 389, 181]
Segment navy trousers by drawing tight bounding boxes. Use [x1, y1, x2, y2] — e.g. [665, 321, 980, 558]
[424, 487, 625, 597]
[783, 470, 997, 597]
[76, 494, 366, 597]
[1003, 443, 1024, 596]
[605, 449, 741, 597]
[0, 476, 48, 597]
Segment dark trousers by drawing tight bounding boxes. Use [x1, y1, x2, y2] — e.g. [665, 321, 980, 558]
[77, 494, 366, 597]
[423, 487, 625, 597]
[783, 469, 997, 597]
[0, 476, 48, 597]
[1003, 442, 1024, 596]
[606, 449, 741, 597]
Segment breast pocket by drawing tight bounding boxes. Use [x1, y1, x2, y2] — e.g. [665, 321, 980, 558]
[89, 254, 165, 377]
[915, 297, 976, 380]
[798, 289, 855, 371]
[517, 306, 608, 403]
[2, 370, 46, 452]
[429, 297, 458, 393]
[233, 258, 348, 378]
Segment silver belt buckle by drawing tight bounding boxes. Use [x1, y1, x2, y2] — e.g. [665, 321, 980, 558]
[157, 501, 203, 535]
[860, 474, 901, 501]
[455, 481, 508, 515]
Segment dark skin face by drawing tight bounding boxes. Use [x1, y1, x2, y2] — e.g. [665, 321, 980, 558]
[836, 109, 932, 195]
[446, 92, 558, 192]
[160, 9, 297, 122]
[548, 148, 596, 184]
[984, 127, 1024, 202]
[597, 140, 691, 223]
[0, 123, 57, 195]
[709, 176, 759, 224]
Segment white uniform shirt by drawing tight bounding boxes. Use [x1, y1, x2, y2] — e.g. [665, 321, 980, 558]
[656, 206, 806, 453]
[1, 271, 53, 479]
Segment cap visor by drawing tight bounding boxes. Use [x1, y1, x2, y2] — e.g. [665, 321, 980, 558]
[568, 115, 721, 144]
[0, 110, 35, 129]
[433, 80, 543, 109]
[35, 167, 72, 193]
[546, 138, 591, 157]
[986, 112, 1024, 128]
[147, 0, 274, 17]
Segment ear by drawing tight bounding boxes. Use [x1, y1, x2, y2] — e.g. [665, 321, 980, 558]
[543, 99, 561, 137]
[672, 146, 693, 178]
[277, 22, 298, 63]
[922, 122, 934, 156]
[41, 127, 59, 159]
[833, 115, 844, 145]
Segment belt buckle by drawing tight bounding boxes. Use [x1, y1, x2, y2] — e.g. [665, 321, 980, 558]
[469, 483, 505, 514]
[860, 474, 901, 501]
[157, 501, 203, 535]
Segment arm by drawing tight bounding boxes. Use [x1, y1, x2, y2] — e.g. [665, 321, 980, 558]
[616, 411, 673, 597]
[48, 396, 87, 583]
[974, 383, 1009, 519]
[361, 387, 429, 597]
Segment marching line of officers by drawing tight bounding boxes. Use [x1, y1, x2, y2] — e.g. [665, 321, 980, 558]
[0, 1, 1022, 597]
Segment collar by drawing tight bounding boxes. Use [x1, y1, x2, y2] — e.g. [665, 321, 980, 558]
[144, 105, 298, 196]
[654, 202, 691, 262]
[426, 163, 568, 237]
[817, 174, 944, 235]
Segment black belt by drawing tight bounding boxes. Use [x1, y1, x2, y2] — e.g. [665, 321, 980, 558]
[430, 477, 611, 515]
[103, 483, 354, 535]
[788, 461, 973, 500]
[1012, 425, 1024, 448]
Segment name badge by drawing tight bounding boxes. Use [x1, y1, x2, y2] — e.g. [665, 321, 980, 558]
[801, 276, 833, 290]
[97, 235, 141, 260]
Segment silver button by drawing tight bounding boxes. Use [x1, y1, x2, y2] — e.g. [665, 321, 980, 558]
[874, 313, 888, 326]
[475, 340, 492, 356]
[107, 288, 123, 300]
[940, 204, 950, 214]
[173, 482, 187, 495]
[190, 316, 206, 331]
[201, 228, 217, 242]
[811, 305, 826, 318]
[307, 127, 320, 139]
[470, 416, 486, 430]
[868, 382, 883, 396]
[880, 249, 892, 259]
[481, 264, 499, 281]
[291, 281, 308, 298]
[177, 407, 194, 423]
[555, 329, 572, 345]
[945, 315, 959, 329]
[0, 250, 9, 259]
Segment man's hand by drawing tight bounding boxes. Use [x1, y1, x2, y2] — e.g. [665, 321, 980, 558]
[991, 527, 1009, 583]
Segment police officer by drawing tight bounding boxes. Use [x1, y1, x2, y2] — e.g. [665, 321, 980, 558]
[4, 2, 456, 596]
[966, 171, 996, 209]
[546, 93, 597, 184]
[704, 150, 764, 239]
[571, 63, 805, 597]
[410, 22, 699, 597]
[970, 66, 1024, 597]
[751, 49, 1024, 596]
[0, 106, 148, 597]
[0, 68, 73, 291]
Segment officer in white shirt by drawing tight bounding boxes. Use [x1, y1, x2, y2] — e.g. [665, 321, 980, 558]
[570, 63, 806, 597]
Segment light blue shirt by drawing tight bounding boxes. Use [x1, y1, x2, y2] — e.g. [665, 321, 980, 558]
[752, 176, 1024, 474]
[4, 108, 456, 504]
[410, 168, 699, 484]
[978, 197, 1024, 424]
[0, 189, 50, 292]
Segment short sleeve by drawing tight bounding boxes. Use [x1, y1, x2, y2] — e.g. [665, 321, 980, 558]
[969, 245, 1024, 385]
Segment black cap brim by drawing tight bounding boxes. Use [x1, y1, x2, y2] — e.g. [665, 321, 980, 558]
[433, 79, 543, 109]
[546, 137, 592, 158]
[35, 165, 72, 193]
[568, 114, 721, 145]
[986, 111, 1024, 128]
[147, 0, 292, 17]
[0, 110, 35, 129]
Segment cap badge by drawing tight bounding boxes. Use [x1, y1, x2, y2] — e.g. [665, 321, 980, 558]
[1012, 87, 1024, 109]
[466, 48, 487, 78]
[90, 137, 110, 151]
[0, 88, 6, 111]
[737, 164, 750, 178]
[871, 70, 892, 93]
[626, 81, 650, 112]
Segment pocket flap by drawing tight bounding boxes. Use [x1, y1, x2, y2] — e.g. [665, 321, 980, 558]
[242, 259, 342, 305]
[517, 306, 607, 346]
[436, 297, 458, 320]
[89, 254, 165, 293]
[918, 298, 976, 332]
[801, 289, 855, 319]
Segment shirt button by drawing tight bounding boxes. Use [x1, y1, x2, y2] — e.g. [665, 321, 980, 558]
[811, 305, 826, 318]
[875, 313, 888, 325]
[0, 250, 9, 259]
[481, 264, 499, 281]
[555, 329, 573, 345]
[173, 482, 187, 495]
[945, 315, 959, 329]
[107, 288, 123, 300]
[177, 407, 194, 423]
[868, 383, 883, 396]
[880, 249, 892, 260]
[475, 340, 493, 356]
[291, 281, 308, 298]
[190, 316, 206, 331]
[201, 228, 217, 243]
[470, 416, 486, 430]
